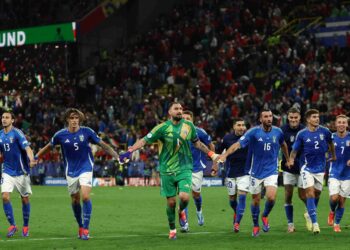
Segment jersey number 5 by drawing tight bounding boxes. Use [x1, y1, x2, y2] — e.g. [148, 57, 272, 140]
[74, 142, 79, 151]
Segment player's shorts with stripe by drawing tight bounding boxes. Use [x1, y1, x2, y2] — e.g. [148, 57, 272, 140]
[192, 171, 203, 192]
[160, 170, 192, 197]
[250, 174, 278, 195]
[328, 178, 350, 197]
[300, 167, 324, 191]
[225, 175, 250, 195]
[283, 172, 303, 188]
[1, 173, 32, 197]
[67, 171, 93, 195]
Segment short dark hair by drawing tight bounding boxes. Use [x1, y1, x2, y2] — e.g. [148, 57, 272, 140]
[64, 108, 85, 124]
[287, 107, 300, 115]
[305, 109, 319, 119]
[183, 110, 193, 118]
[2, 110, 15, 119]
[260, 108, 272, 117]
[232, 117, 244, 126]
[168, 101, 182, 111]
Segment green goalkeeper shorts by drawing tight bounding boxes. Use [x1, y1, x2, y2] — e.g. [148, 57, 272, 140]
[160, 171, 192, 197]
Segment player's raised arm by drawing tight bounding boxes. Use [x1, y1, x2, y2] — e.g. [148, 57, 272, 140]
[97, 140, 119, 159]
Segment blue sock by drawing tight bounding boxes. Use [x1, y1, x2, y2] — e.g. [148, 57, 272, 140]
[335, 207, 345, 224]
[72, 203, 83, 227]
[329, 200, 337, 212]
[315, 197, 320, 207]
[284, 204, 293, 224]
[83, 200, 92, 229]
[306, 198, 317, 223]
[236, 194, 246, 224]
[3, 202, 15, 225]
[230, 200, 237, 213]
[22, 203, 30, 227]
[262, 200, 275, 217]
[251, 204, 260, 227]
[193, 196, 202, 212]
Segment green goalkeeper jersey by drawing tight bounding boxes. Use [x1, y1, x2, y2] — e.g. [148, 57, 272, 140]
[143, 119, 198, 175]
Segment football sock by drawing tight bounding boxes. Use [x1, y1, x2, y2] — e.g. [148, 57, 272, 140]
[262, 200, 275, 217]
[284, 204, 293, 224]
[3, 202, 15, 225]
[306, 198, 317, 223]
[329, 199, 337, 212]
[83, 200, 92, 229]
[251, 204, 260, 227]
[335, 207, 344, 225]
[230, 199, 237, 213]
[193, 195, 202, 212]
[166, 206, 176, 230]
[22, 202, 30, 227]
[72, 203, 83, 227]
[236, 194, 246, 224]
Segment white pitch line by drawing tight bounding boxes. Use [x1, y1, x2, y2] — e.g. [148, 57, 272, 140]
[0, 227, 344, 243]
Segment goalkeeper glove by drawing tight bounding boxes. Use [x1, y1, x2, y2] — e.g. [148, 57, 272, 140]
[119, 149, 132, 164]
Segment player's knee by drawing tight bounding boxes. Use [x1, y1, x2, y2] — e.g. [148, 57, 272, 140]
[2, 194, 10, 203]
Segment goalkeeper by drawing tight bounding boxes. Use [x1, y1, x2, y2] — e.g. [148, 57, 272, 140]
[119, 102, 220, 240]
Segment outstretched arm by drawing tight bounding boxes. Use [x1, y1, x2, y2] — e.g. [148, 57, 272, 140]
[98, 140, 119, 159]
[36, 143, 52, 159]
[119, 138, 147, 163]
[217, 141, 241, 163]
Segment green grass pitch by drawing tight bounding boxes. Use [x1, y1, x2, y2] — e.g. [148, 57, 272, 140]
[0, 186, 349, 249]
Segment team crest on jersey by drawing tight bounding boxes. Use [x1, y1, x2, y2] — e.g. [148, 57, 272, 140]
[319, 134, 324, 140]
[9, 137, 14, 143]
[347, 140, 350, 147]
[0, 139, 2, 143]
[79, 135, 84, 142]
[272, 136, 276, 143]
[290, 135, 295, 142]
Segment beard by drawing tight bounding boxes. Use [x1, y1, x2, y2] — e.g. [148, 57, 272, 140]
[173, 115, 182, 121]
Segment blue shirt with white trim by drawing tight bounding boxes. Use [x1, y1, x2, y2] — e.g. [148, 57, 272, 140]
[191, 127, 212, 173]
[0, 127, 30, 176]
[329, 132, 350, 180]
[239, 125, 285, 179]
[292, 126, 332, 174]
[51, 126, 101, 177]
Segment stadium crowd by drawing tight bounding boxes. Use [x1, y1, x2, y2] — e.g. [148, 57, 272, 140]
[0, 0, 349, 180]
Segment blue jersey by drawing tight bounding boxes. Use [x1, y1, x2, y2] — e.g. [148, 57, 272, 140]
[329, 132, 350, 180]
[51, 126, 101, 177]
[281, 124, 305, 174]
[0, 127, 30, 176]
[191, 127, 212, 173]
[292, 126, 332, 174]
[220, 133, 248, 178]
[239, 126, 284, 179]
